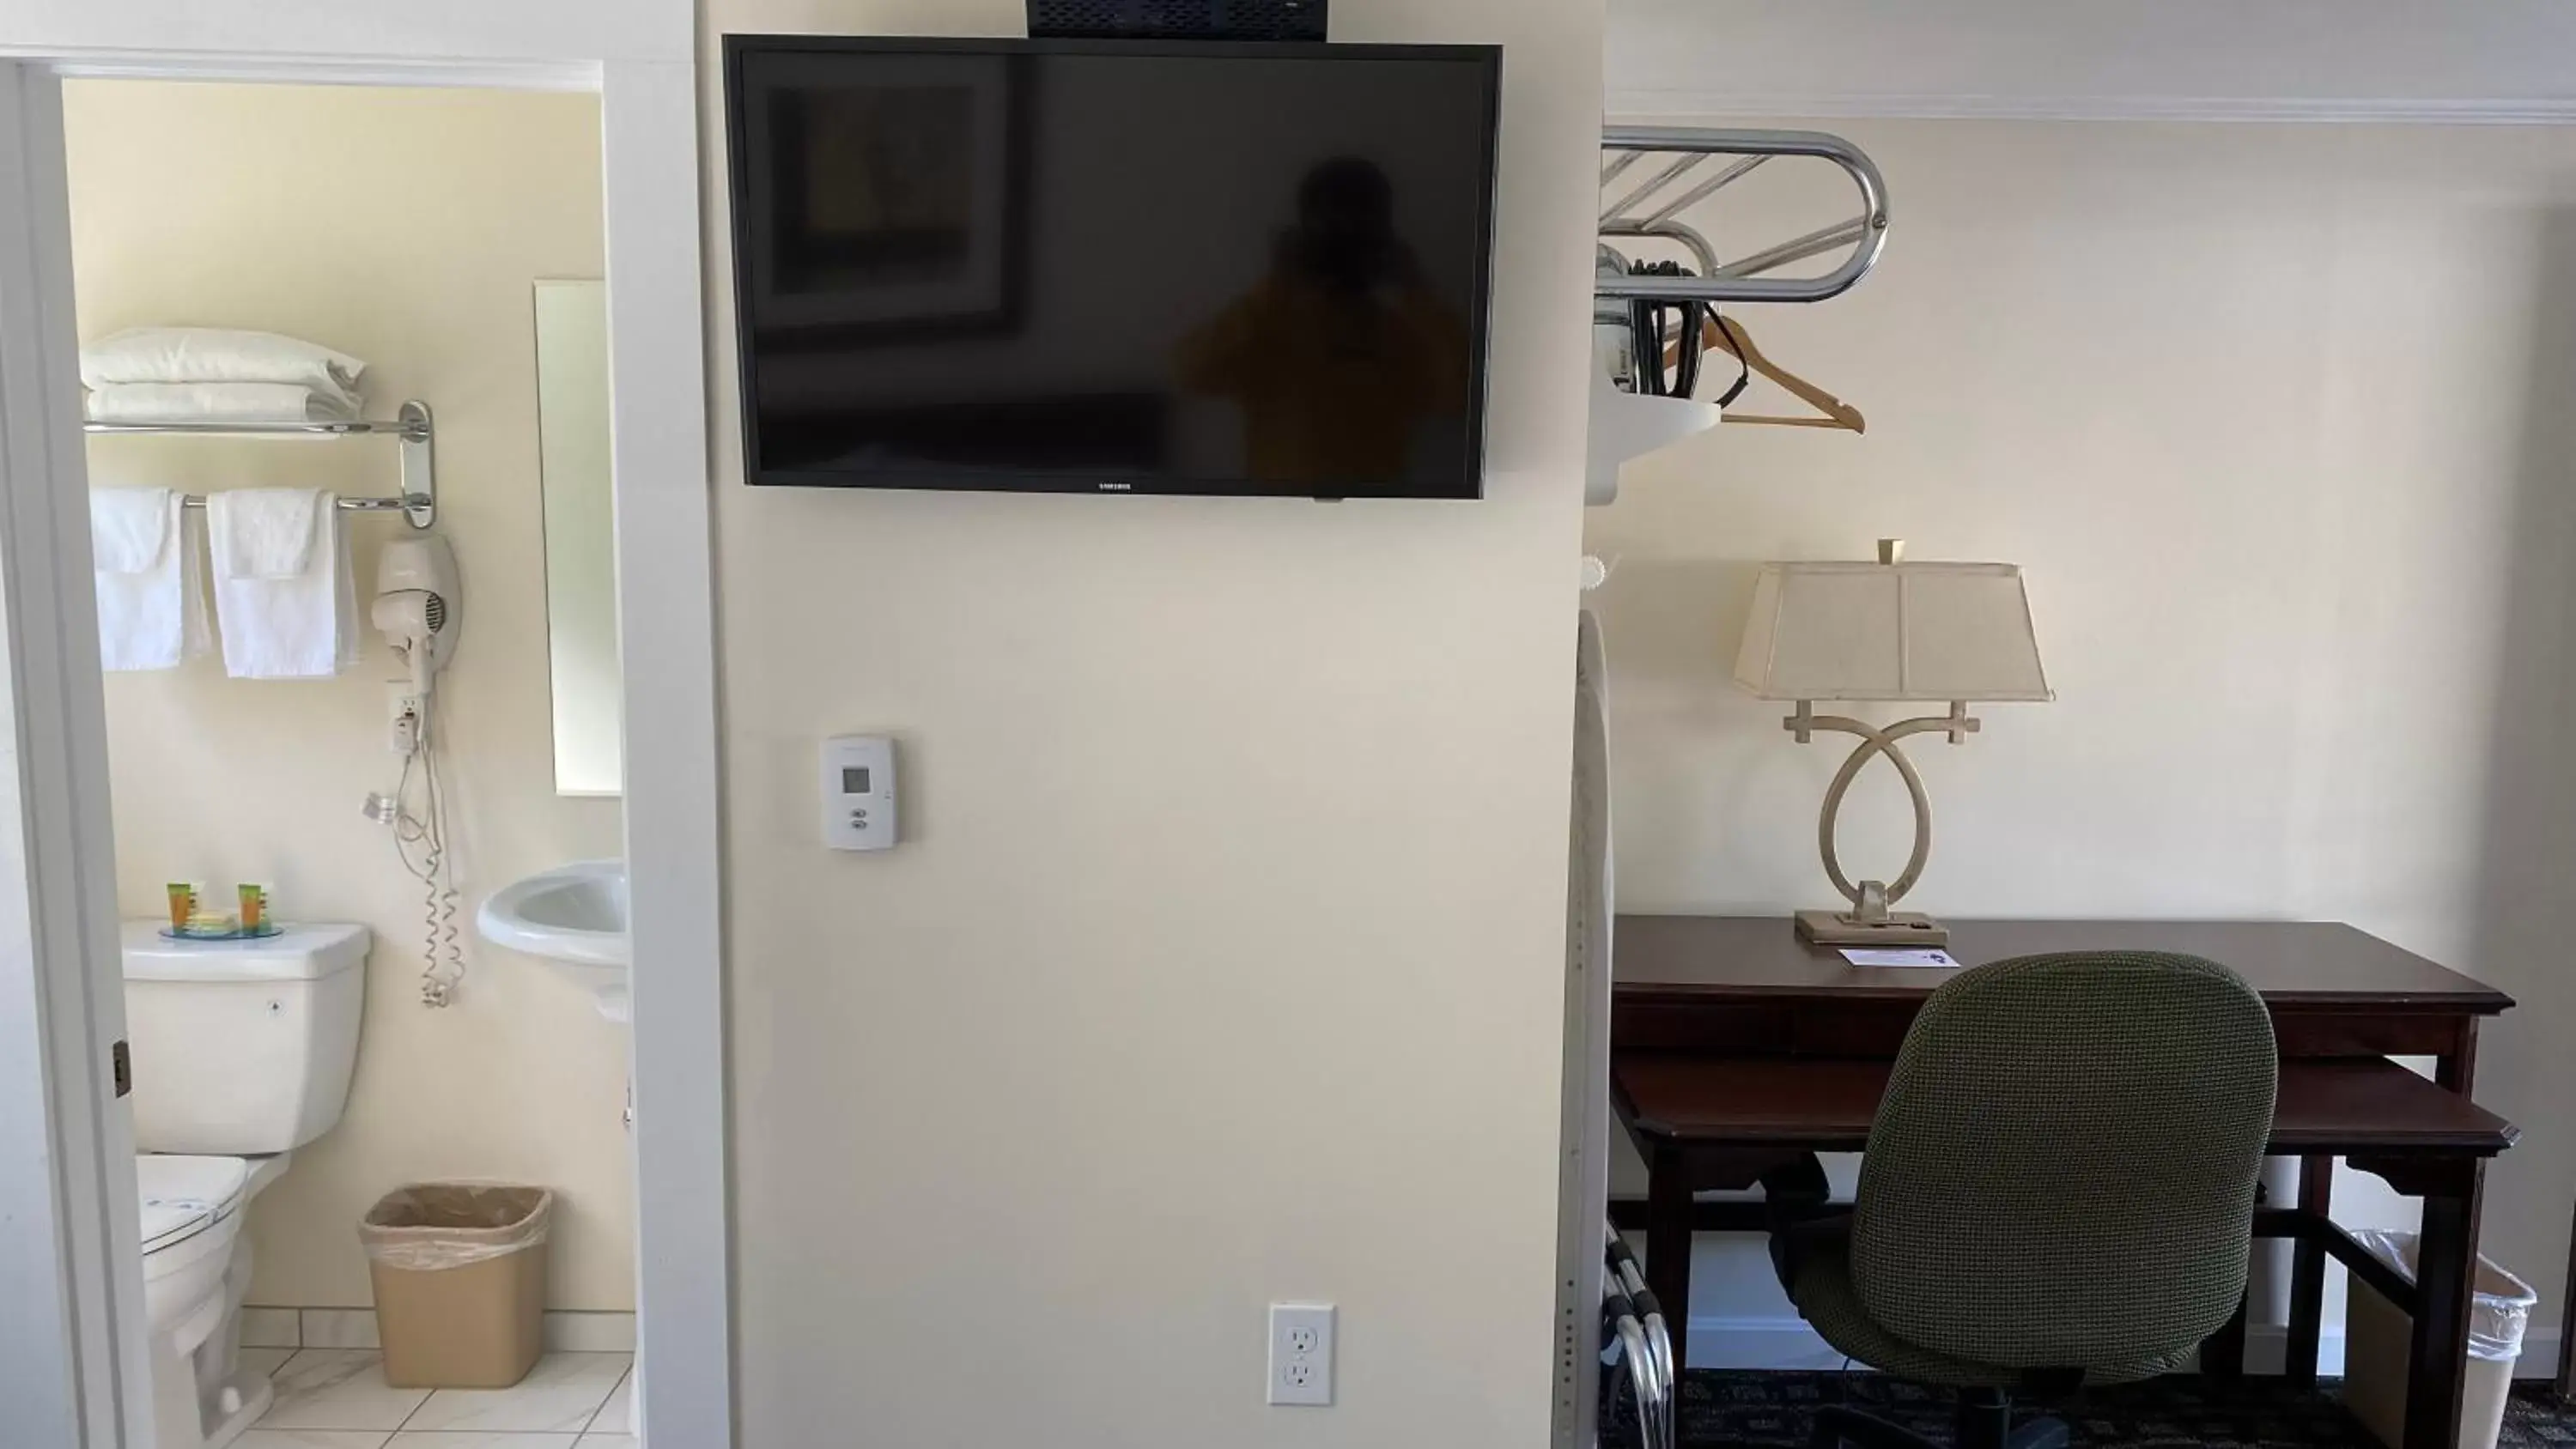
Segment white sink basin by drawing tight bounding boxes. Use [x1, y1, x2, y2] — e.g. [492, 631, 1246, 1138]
[477, 860, 629, 1021]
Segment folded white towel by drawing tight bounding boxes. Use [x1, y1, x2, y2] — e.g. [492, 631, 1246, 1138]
[84, 382, 357, 427]
[90, 484, 171, 573]
[92, 488, 210, 672]
[81, 328, 365, 414]
[206, 490, 353, 679]
[207, 488, 322, 579]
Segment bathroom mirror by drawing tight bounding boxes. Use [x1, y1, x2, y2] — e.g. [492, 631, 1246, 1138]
[534, 279, 622, 796]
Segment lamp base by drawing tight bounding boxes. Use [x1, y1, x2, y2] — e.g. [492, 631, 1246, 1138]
[1795, 908, 1950, 949]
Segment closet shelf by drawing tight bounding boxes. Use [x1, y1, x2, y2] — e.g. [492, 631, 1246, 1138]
[83, 397, 436, 530]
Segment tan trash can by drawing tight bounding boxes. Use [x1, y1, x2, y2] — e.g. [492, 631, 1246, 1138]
[2341, 1228, 2536, 1449]
[360, 1184, 554, 1389]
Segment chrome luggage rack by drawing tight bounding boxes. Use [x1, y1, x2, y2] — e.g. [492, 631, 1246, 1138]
[1596, 126, 1890, 306]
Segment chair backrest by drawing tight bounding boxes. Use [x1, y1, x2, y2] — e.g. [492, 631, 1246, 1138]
[1850, 952, 2276, 1370]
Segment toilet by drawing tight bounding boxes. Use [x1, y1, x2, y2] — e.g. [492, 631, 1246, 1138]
[122, 920, 369, 1449]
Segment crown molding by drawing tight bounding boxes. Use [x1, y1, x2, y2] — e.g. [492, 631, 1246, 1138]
[1606, 90, 2576, 128]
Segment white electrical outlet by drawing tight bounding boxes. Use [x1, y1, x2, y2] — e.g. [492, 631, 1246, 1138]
[1267, 1303, 1334, 1406]
[385, 682, 425, 756]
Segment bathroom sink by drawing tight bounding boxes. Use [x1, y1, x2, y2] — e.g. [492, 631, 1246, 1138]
[477, 860, 629, 1021]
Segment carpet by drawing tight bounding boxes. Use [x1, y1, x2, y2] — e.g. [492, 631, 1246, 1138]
[1601, 1371, 2576, 1448]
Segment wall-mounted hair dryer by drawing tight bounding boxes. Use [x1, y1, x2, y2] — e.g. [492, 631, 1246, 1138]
[368, 535, 467, 1006]
[373, 536, 461, 700]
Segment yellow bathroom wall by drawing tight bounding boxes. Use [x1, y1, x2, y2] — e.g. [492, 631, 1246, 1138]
[66, 82, 632, 1312]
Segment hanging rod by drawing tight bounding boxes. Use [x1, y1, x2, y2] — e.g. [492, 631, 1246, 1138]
[1595, 126, 1890, 305]
[83, 398, 437, 530]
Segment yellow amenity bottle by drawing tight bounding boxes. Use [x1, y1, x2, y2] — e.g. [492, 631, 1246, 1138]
[166, 882, 197, 933]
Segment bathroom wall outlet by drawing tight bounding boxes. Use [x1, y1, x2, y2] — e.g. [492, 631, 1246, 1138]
[386, 683, 426, 756]
[1267, 1303, 1334, 1406]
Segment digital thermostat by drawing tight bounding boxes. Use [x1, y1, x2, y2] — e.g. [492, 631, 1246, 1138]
[821, 735, 898, 851]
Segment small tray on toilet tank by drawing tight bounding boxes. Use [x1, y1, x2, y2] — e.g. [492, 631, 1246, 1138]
[161, 920, 284, 943]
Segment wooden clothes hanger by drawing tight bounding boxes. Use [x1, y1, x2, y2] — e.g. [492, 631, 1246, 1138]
[1665, 313, 1866, 433]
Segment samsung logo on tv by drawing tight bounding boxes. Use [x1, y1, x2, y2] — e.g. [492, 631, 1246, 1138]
[1096, 481, 1134, 492]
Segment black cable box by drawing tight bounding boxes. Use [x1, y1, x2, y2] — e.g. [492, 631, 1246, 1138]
[1027, 0, 1326, 41]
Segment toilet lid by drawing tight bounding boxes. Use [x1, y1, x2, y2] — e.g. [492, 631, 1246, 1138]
[137, 1155, 249, 1256]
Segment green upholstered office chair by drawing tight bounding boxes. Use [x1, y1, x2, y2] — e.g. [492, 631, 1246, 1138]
[1772, 952, 2277, 1449]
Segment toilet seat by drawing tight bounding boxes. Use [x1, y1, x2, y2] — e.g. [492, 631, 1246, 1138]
[137, 1155, 250, 1269]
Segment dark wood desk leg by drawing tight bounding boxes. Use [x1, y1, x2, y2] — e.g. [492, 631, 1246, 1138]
[2202, 1287, 2248, 1382]
[2403, 1161, 2487, 1449]
[2286, 1155, 2333, 1389]
[1645, 1143, 1694, 1375]
[2433, 1018, 2479, 1094]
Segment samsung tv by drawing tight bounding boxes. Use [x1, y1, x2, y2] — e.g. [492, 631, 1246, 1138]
[724, 35, 1501, 499]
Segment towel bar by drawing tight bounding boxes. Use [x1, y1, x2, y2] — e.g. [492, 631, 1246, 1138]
[84, 398, 436, 530]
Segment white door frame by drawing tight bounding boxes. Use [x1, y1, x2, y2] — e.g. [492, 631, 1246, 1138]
[0, 6, 730, 1446]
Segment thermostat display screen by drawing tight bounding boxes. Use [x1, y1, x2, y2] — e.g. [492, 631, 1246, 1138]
[841, 767, 871, 794]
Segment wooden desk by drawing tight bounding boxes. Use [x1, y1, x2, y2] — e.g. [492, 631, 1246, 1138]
[1608, 917, 2518, 1449]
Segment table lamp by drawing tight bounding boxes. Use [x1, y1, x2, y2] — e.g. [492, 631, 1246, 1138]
[1733, 540, 2051, 947]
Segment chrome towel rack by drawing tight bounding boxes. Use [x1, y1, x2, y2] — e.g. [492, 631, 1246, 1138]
[1596, 126, 1890, 306]
[83, 398, 437, 530]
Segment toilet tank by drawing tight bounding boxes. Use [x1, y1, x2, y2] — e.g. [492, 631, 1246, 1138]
[121, 921, 369, 1156]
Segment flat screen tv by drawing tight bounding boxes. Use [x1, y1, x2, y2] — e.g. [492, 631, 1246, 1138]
[723, 35, 1501, 499]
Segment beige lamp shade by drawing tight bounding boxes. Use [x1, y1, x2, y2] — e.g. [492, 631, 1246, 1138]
[1734, 559, 2052, 703]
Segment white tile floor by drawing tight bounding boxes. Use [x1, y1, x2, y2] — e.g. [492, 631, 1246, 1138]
[236, 1349, 633, 1449]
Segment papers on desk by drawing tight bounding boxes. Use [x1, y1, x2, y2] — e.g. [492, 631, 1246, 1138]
[1841, 948, 1959, 968]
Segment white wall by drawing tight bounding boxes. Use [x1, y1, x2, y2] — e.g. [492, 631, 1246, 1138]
[66, 82, 635, 1312]
[1589, 118, 2576, 1364]
[704, 1, 1600, 1443]
[1607, 0, 2576, 122]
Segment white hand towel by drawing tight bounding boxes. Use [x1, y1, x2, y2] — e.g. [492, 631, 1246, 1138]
[90, 484, 170, 573]
[207, 488, 322, 579]
[92, 488, 209, 672]
[206, 490, 349, 679]
[81, 328, 365, 414]
[84, 382, 357, 427]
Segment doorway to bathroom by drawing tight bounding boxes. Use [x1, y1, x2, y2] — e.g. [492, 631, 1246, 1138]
[69, 78, 636, 1449]
[0, 9, 728, 1449]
